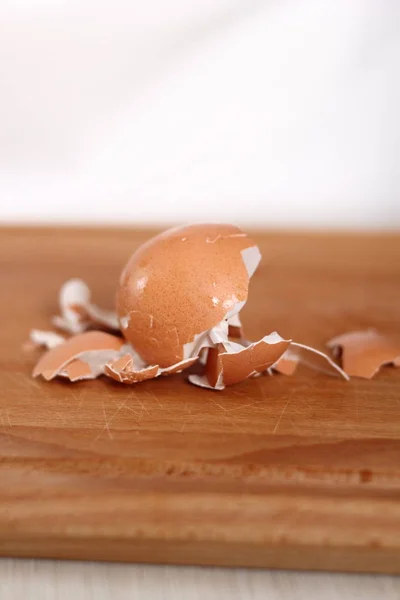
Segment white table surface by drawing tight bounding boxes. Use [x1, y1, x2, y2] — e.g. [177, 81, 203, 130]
[1, 560, 399, 600]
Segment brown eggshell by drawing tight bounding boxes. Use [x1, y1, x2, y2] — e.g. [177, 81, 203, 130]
[201, 336, 290, 389]
[104, 354, 197, 384]
[219, 339, 290, 386]
[105, 355, 159, 384]
[117, 224, 259, 367]
[327, 330, 400, 378]
[33, 331, 124, 380]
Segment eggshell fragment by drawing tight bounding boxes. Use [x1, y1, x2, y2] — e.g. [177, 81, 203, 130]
[105, 355, 160, 384]
[117, 224, 260, 368]
[327, 329, 400, 378]
[104, 355, 198, 384]
[189, 332, 290, 390]
[53, 279, 119, 334]
[33, 331, 124, 381]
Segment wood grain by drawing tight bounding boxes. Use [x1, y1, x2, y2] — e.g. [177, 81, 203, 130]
[1, 227, 400, 572]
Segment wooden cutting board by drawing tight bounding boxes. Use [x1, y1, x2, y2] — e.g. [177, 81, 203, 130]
[1, 227, 400, 573]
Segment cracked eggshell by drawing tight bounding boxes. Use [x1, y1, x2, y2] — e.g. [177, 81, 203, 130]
[214, 335, 291, 386]
[117, 224, 260, 368]
[190, 333, 291, 390]
[104, 355, 197, 384]
[33, 331, 124, 381]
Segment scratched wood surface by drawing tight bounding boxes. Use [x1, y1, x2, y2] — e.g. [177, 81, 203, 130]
[1, 227, 400, 573]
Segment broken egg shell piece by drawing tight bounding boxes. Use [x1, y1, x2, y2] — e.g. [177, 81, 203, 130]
[105, 355, 159, 384]
[104, 355, 198, 384]
[219, 334, 291, 386]
[190, 332, 291, 390]
[53, 279, 119, 334]
[33, 331, 124, 381]
[327, 329, 400, 379]
[117, 223, 260, 368]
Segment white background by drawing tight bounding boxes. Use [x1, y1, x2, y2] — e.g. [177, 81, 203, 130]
[0, 0, 399, 227]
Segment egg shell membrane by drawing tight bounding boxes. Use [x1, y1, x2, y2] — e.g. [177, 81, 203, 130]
[117, 224, 257, 368]
[33, 331, 124, 380]
[327, 330, 400, 378]
[205, 338, 291, 388]
[271, 342, 349, 380]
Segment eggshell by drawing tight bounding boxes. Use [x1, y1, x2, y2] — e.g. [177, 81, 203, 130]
[33, 331, 124, 380]
[327, 329, 400, 378]
[104, 355, 197, 384]
[31, 224, 374, 391]
[117, 224, 260, 367]
[105, 355, 160, 383]
[189, 333, 290, 390]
